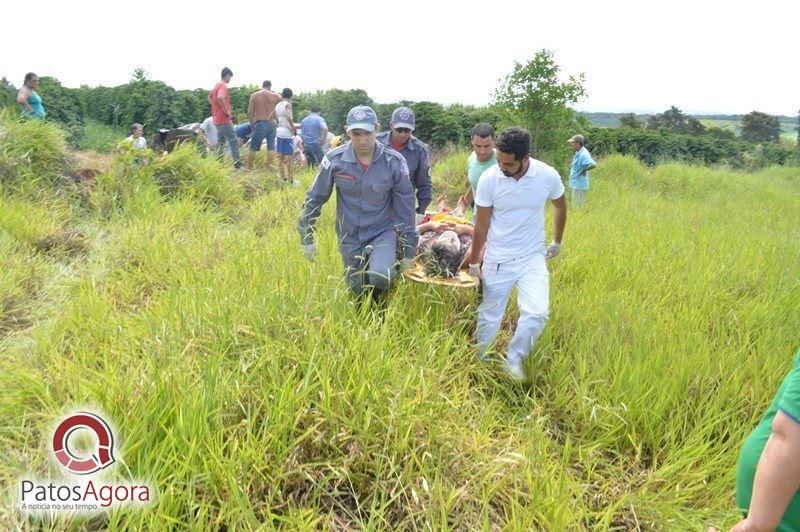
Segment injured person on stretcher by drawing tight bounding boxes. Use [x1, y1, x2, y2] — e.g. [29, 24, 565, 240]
[415, 195, 485, 279]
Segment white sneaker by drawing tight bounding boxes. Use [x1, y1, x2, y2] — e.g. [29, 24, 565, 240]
[504, 360, 526, 381]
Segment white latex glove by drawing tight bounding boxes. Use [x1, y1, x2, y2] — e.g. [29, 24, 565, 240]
[301, 243, 316, 262]
[468, 263, 482, 278]
[402, 257, 414, 270]
[545, 241, 561, 259]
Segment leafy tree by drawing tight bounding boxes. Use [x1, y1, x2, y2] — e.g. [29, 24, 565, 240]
[314, 89, 374, 135]
[618, 113, 642, 129]
[409, 101, 444, 144]
[740, 111, 781, 143]
[0, 77, 16, 109]
[493, 49, 586, 157]
[646, 106, 705, 136]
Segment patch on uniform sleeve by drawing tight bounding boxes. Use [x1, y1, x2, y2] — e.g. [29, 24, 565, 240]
[321, 156, 331, 169]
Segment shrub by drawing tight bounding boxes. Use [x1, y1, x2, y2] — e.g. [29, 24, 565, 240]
[0, 110, 70, 186]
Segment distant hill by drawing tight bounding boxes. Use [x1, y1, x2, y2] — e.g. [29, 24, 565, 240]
[581, 111, 796, 131]
[580, 112, 797, 141]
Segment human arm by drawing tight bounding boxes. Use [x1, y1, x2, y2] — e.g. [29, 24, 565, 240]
[463, 185, 474, 207]
[297, 156, 336, 247]
[321, 124, 329, 144]
[578, 150, 597, 176]
[392, 159, 418, 260]
[287, 103, 297, 135]
[217, 85, 231, 119]
[551, 194, 567, 245]
[413, 147, 433, 214]
[247, 94, 255, 126]
[469, 206, 491, 267]
[16, 87, 32, 110]
[732, 411, 800, 532]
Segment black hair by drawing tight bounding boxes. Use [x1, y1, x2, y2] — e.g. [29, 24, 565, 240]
[262, 80, 271, 88]
[310, 105, 321, 113]
[24, 72, 37, 85]
[495, 127, 531, 160]
[281, 88, 293, 99]
[221, 67, 233, 78]
[423, 238, 463, 279]
[470, 122, 494, 139]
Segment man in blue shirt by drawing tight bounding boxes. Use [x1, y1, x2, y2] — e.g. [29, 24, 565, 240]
[300, 106, 329, 167]
[567, 134, 596, 208]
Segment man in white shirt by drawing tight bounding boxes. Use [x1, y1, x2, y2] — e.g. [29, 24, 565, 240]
[125, 123, 147, 149]
[468, 127, 567, 380]
[197, 116, 219, 153]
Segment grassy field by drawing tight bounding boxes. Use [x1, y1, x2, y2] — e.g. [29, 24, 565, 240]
[1, 116, 800, 529]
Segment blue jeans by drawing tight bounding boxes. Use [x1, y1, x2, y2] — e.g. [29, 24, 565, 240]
[304, 142, 325, 166]
[250, 120, 277, 152]
[215, 123, 241, 167]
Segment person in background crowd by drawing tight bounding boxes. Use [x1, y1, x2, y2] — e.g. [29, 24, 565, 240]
[235, 122, 252, 146]
[125, 123, 147, 149]
[322, 130, 336, 153]
[298, 106, 416, 300]
[567, 134, 596, 208]
[376, 106, 432, 215]
[209, 67, 242, 169]
[246, 80, 281, 171]
[197, 116, 219, 153]
[16, 72, 45, 120]
[469, 127, 567, 381]
[275, 88, 298, 185]
[300, 105, 329, 166]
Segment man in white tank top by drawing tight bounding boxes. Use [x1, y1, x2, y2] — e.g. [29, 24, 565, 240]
[275, 88, 298, 186]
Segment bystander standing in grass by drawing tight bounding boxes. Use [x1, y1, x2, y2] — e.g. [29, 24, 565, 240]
[246, 80, 281, 171]
[469, 127, 567, 381]
[16, 73, 46, 120]
[733, 348, 800, 531]
[376, 107, 432, 215]
[275, 88, 298, 185]
[300, 105, 329, 167]
[298, 105, 417, 300]
[209, 67, 242, 169]
[567, 134, 596, 208]
[125, 123, 147, 149]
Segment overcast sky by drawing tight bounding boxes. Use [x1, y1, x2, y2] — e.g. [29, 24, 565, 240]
[3, 0, 798, 116]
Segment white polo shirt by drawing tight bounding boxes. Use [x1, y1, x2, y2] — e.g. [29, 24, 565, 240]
[474, 157, 565, 263]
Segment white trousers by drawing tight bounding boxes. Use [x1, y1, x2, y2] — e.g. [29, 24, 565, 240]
[477, 253, 550, 365]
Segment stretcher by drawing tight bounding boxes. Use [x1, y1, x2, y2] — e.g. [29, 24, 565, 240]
[403, 260, 479, 288]
[402, 210, 479, 288]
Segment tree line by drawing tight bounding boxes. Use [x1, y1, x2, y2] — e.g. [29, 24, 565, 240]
[2, 50, 798, 170]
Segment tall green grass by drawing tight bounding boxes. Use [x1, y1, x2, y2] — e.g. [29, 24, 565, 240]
[0, 129, 799, 529]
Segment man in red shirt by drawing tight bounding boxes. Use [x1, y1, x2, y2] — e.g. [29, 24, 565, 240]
[208, 67, 242, 169]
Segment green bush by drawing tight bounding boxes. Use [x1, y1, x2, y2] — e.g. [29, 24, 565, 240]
[0, 110, 69, 186]
[587, 126, 794, 170]
[149, 144, 243, 208]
